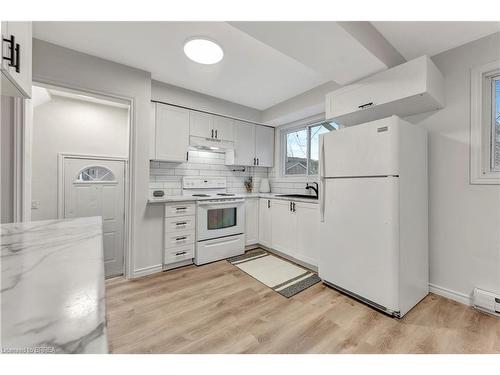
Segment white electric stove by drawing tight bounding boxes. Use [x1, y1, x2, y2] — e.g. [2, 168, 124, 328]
[182, 177, 245, 265]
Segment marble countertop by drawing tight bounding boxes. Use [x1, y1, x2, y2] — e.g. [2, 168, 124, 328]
[148, 192, 318, 204]
[1, 217, 108, 354]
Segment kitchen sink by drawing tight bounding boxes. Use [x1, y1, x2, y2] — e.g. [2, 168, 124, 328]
[275, 194, 318, 200]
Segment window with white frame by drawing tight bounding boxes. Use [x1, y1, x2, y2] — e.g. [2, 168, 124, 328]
[282, 120, 339, 176]
[470, 60, 500, 184]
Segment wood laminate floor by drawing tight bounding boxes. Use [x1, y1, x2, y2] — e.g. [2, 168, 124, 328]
[106, 257, 500, 354]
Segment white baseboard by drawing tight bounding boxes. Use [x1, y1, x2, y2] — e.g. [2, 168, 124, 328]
[429, 283, 472, 306]
[131, 264, 163, 279]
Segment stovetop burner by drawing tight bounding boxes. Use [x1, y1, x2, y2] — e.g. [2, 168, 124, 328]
[192, 194, 210, 197]
[216, 193, 235, 196]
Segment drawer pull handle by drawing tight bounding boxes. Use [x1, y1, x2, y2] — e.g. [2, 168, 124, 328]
[175, 221, 187, 226]
[175, 236, 187, 241]
[176, 207, 187, 211]
[175, 251, 187, 256]
[358, 102, 374, 109]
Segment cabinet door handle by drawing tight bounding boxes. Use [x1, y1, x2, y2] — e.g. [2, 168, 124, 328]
[176, 207, 187, 211]
[215, 129, 218, 139]
[175, 251, 187, 256]
[175, 221, 187, 226]
[290, 202, 293, 211]
[267, 199, 270, 208]
[2, 35, 15, 68]
[292, 202, 296, 212]
[14, 43, 20, 73]
[176, 236, 187, 241]
[257, 158, 259, 165]
[358, 102, 374, 109]
[211, 129, 214, 138]
[253, 157, 256, 165]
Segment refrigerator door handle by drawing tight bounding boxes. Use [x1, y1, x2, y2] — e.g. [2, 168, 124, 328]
[319, 134, 326, 222]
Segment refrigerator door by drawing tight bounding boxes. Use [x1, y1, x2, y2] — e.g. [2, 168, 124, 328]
[319, 177, 400, 312]
[322, 116, 400, 178]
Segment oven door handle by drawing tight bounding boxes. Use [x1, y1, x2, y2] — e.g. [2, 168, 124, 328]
[197, 199, 245, 206]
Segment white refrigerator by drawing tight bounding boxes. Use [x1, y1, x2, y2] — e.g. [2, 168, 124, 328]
[318, 115, 429, 318]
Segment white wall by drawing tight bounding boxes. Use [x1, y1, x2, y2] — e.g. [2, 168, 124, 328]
[406, 32, 500, 300]
[32, 38, 160, 278]
[31, 94, 129, 221]
[1, 96, 14, 223]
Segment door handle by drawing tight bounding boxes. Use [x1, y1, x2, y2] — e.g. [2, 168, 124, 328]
[253, 157, 256, 165]
[175, 236, 187, 241]
[2, 35, 15, 68]
[175, 221, 187, 226]
[175, 251, 187, 256]
[292, 202, 296, 212]
[257, 158, 259, 165]
[358, 102, 374, 109]
[290, 202, 292, 211]
[215, 129, 218, 139]
[211, 129, 214, 138]
[267, 199, 270, 208]
[13, 42, 20, 73]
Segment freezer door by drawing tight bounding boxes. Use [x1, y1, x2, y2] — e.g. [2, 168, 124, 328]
[319, 177, 400, 312]
[322, 116, 400, 177]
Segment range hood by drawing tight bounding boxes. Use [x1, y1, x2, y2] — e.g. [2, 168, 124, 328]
[189, 136, 234, 153]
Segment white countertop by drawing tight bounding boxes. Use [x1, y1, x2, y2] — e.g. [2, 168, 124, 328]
[1, 216, 108, 354]
[147, 192, 318, 204]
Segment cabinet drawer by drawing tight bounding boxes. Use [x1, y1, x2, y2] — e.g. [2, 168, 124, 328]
[165, 230, 195, 249]
[165, 202, 195, 217]
[165, 215, 195, 233]
[164, 244, 195, 265]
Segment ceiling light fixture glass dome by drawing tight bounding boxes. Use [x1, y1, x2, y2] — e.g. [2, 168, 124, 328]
[184, 38, 224, 65]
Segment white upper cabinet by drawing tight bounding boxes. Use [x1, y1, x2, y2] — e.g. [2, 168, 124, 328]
[189, 110, 213, 138]
[189, 111, 234, 141]
[255, 125, 274, 167]
[233, 120, 256, 166]
[1, 22, 32, 98]
[153, 103, 190, 162]
[227, 122, 274, 168]
[326, 55, 444, 126]
[212, 115, 234, 141]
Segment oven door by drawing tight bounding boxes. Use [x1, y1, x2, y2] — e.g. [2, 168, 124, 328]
[197, 199, 245, 241]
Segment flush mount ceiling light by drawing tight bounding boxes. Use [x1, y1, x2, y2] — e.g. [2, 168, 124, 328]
[184, 38, 223, 65]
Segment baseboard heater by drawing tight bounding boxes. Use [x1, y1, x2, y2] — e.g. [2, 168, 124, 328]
[473, 288, 500, 317]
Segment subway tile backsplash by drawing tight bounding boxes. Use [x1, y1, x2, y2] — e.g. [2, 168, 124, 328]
[149, 150, 268, 196]
[149, 150, 319, 197]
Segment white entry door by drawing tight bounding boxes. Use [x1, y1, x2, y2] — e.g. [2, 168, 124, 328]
[63, 157, 126, 278]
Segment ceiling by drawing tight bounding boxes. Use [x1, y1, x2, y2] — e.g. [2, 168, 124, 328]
[33, 21, 500, 111]
[372, 21, 500, 60]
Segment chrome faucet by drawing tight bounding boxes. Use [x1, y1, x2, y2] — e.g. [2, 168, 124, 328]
[305, 182, 319, 198]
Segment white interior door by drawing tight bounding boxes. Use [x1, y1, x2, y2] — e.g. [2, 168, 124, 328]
[63, 157, 125, 278]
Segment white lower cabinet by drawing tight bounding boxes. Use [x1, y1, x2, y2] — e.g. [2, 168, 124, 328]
[271, 199, 296, 254]
[258, 198, 272, 247]
[245, 198, 259, 246]
[294, 202, 320, 266]
[164, 202, 195, 267]
[268, 199, 319, 267]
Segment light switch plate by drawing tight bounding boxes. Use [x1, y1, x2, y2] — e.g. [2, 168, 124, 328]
[31, 200, 40, 209]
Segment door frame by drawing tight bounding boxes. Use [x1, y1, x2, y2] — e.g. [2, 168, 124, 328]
[28, 80, 135, 278]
